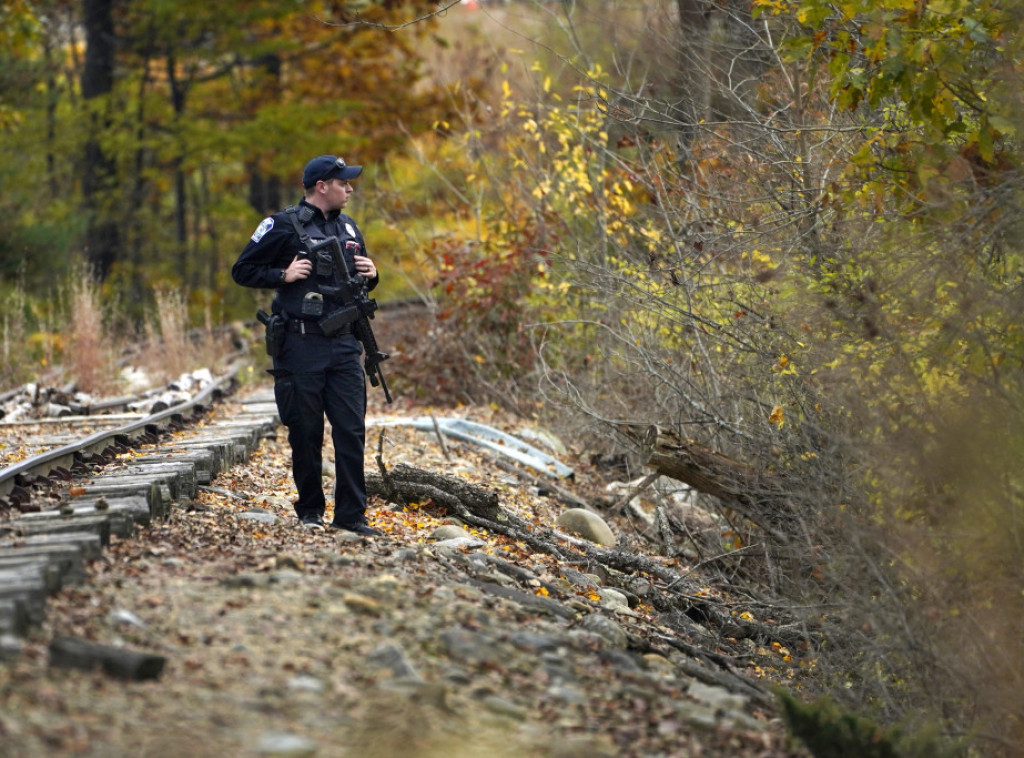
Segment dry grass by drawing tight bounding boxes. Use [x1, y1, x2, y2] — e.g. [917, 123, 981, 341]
[0, 275, 238, 397]
[64, 275, 120, 395]
[1, 287, 30, 389]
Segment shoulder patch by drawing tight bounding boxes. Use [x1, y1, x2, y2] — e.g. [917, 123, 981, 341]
[251, 217, 274, 242]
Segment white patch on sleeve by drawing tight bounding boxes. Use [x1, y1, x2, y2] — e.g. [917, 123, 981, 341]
[251, 217, 274, 242]
[345, 223, 357, 238]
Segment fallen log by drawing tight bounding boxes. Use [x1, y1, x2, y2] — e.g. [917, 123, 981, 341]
[367, 462, 505, 522]
[367, 460, 803, 662]
[49, 635, 166, 681]
[621, 425, 793, 537]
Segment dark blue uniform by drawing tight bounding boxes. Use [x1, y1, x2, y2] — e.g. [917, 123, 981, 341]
[233, 198, 378, 530]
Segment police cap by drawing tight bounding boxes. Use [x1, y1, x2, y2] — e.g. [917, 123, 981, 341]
[302, 155, 363, 188]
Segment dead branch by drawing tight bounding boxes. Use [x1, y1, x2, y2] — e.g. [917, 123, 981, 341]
[366, 462, 505, 522]
[485, 453, 591, 510]
[608, 471, 660, 514]
[620, 425, 794, 538]
[366, 461, 805, 659]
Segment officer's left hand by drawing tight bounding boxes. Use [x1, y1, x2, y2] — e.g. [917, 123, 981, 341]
[354, 255, 376, 279]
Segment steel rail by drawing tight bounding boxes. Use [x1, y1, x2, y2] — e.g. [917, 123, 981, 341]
[0, 368, 240, 500]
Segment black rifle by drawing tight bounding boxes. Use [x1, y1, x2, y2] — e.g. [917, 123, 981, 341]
[310, 236, 393, 403]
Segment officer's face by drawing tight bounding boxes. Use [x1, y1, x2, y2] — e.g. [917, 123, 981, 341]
[322, 177, 354, 210]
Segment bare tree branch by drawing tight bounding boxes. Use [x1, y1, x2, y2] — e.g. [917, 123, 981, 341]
[313, 1, 462, 32]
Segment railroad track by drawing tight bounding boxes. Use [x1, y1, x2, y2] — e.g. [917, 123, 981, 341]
[0, 364, 281, 654]
[1, 368, 241, 503]
[0, 299, 426, 657]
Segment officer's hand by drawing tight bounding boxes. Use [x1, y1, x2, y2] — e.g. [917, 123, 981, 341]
[284, 255, 312, 283]
[354, 255, 376, 279]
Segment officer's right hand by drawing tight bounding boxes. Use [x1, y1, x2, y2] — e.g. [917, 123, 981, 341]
[283, 255, 313, 283]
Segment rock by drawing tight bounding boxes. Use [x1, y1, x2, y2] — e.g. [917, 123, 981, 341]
[342, 592, 384, 616]
[688, 680, 747, 712]
[507, 632, 565, 654]
[109, 608, 148, 629]
[596, 587, 632, 613]
[121, 367, 151, 393]
[377, 678, 451, 710]
[269, 569, 305, 584]
[430, 524, 472, 541]
[556, 508, 617, 545]
[642, 653, 676, 676]
[274, 554, 305, 571]
[547, 683, 587, 704]
[626, 575, 653, 599]
[254, 732, 318, 757]
[169, 373, 195, 391]
[515, 425, 568, 455]
[578, 613, 628, 649]
[287, 674, 325, 693]
[221, 573, 271, 589]
[676, 701, 720, 731]
[433, 536, 487, 552]
[547, 735, 618, 758]
[238, 510, 279, 525]
[439, 626, 503, 667]
[560, 567, 600, 591]
[368, 573, 402, 596]
[540, 650, 578, 684]
[368, 643, 421, 680]
[392, 548, 420, 562]
[480, 694, 528, 720]
[598, 648, 641, 672]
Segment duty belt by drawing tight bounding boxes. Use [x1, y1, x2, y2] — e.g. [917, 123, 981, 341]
[285, 319, 353, 335]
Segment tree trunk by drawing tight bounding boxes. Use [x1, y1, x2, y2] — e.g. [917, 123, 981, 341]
[246, 53, 285, 215]
[81, 0, 120, 281]
[166, 50, 190, 283]
[673, 0, 713, 144]
[623, 425, 792, 536]
[673, 0, 764, 136]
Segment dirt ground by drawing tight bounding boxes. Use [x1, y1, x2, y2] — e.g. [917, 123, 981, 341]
[0, 367, 807, 758]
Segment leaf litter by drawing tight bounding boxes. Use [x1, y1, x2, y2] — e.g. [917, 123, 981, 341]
[0, 388, 807, 758]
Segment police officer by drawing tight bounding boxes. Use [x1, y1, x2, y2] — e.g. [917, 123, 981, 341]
[232, 154, 382, 535]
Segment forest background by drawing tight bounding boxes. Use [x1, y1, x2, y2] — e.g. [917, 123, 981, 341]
[2, 0, 1023, 755]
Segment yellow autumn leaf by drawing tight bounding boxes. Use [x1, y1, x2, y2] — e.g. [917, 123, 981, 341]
[769, 405, 785, 427]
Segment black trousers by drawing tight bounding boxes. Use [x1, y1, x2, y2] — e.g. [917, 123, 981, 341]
[272, 331, 368, 526]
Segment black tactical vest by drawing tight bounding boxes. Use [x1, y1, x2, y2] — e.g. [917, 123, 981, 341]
[273, 204, 362, 318]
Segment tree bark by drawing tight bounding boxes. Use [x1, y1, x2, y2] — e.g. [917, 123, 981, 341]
[246, 53, 284, 215]
[81, 0, 120, 280]
[49, 635, 166, 680]
[367, 462, 503, 522]
[622, 425, 792, 536]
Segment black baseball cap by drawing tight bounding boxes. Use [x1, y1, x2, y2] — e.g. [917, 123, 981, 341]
[302, 155, 363, 187]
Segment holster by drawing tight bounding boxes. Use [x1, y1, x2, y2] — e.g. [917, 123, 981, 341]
[257, 309, 286, 357]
